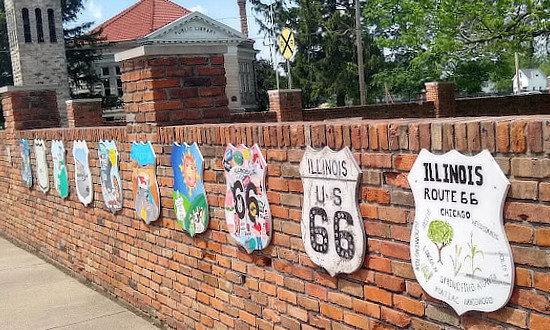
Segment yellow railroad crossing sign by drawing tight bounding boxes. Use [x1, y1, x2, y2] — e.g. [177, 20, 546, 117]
[278, 28, 295, 60]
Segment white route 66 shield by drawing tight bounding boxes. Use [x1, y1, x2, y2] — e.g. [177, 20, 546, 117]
[408, 149, 513, 315]
[299, 146, 366, 277]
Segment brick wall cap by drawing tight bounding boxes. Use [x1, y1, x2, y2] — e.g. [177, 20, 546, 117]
[66, 99, 103, 104]
[115, 44, 228, 62]
[0, 85, 58, 94]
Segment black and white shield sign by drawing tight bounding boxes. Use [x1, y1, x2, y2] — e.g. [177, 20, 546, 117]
[408, 149, 513, 315]
[300, 146, 366, 277]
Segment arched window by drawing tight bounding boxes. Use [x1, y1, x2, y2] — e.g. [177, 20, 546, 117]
[47, 9, 57, 42]
[35, 8, 44, 43]
[22, 8, 31, 43]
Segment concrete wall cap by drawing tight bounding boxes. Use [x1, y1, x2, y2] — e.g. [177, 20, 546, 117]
[0, 85, 58, 93]
[66, 99, 102, 104]
[268, 89, 303, 94]
[115, 45, 229, 62]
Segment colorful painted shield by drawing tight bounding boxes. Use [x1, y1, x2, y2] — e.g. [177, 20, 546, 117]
[299, 146, 365, 277]
[171, 142, 208, 236]
[34, 139, 49, 193]
[73, 140, 93, 206]
[51, 140, 69, 199]
[98, 140, 123, 213]
[223, 144, 271, 253]
[408, 149, 513, 315]
[131, 142, 160, 224]
[19, 139, 32, 188]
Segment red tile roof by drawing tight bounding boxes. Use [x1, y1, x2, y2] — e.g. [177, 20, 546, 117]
[95, 0, 191, 42]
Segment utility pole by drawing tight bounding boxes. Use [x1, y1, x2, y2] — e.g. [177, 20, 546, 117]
[355, 0, 367, 105]
[515, 52, 520, 94]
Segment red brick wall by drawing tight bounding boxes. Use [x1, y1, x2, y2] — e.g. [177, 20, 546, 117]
[1, 116, 550, 329]
[120, 54, 230, 126]
[303, 102, 435, 121]
[66, 99, 103, 128]
[1, 88, 59, 130]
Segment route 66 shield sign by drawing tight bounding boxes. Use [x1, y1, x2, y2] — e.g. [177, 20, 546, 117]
[73, 140, 93, 206]
[299, 146, 365, 277]
[34, 139, 49, 193]
[408, 149, 513, 315]
[223, 144, 272, 253]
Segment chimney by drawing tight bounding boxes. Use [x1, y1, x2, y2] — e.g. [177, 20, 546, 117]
[238, 0, 249, 37]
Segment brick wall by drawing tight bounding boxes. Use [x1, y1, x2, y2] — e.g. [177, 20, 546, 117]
[1, 115, 550, 329]
[117, 45, 230, 126]
[303, 102, 435, 121]
[0, 86, 60, 131]
[66, 99, 103, 127]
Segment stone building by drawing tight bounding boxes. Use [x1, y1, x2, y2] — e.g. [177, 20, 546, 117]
[92, 0, 258, 111]
[4, 0, 71, 125]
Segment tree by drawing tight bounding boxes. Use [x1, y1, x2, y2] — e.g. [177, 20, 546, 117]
[249, 0, 384, 107]
[365, 0, 550, 97]
[0, 0, 105, 95]
[254, 59, 278, 111]
[427, 220, 453, 264]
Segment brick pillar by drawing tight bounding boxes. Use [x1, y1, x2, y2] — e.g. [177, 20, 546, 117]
[0, 85, 60, 130]
[66, 99, 103, 127]
[268, 89, 303, 122]
[425, 82, 456, 118]
[115, 45, 230, 126]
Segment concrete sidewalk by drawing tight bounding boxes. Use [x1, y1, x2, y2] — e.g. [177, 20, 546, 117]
[0, 237, 160, 330]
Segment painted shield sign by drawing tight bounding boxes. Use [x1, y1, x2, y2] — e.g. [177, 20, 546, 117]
[51, 140, 69, 199]
[171, 142, 208, 236]
[299, 146, 365, 277]
[131, 142, 160, 224]
[223, 144, 271, 253]
[408, 149, 513, 315]
[73, 140, 93, 206]
[98, 140, 123, 213]
[34, 139, 49, 193]
[19, 139, 32, 188]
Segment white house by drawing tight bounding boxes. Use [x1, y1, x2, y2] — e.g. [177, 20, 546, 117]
[512, 68, 548, 94]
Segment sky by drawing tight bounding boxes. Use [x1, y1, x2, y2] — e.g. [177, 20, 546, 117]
[75, 0, 273, 60]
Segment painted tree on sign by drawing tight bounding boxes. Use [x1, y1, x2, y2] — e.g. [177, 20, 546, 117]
[428, 220, 453, 264]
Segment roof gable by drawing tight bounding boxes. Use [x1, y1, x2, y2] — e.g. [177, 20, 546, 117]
[140, 12, 247, 44]
[95, 0, 191, 42]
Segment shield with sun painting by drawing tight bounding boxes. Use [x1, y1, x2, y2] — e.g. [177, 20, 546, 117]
[171, 142, 208, 236]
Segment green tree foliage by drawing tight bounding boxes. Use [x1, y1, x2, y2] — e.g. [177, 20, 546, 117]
[365, 0, 550, 97]
[249, 0, 384, 107]
[254, 59, 279, 111]
[427, 220, 454, 264]
[0, 0, 105, 95]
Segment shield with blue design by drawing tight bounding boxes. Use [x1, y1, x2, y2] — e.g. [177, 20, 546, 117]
[171, 142, 208, 236]
[131, 142, 160, 224]
[19, 139, 32, 188]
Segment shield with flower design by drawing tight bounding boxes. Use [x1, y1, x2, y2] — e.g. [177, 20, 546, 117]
[19, 139, 32, 188]
[171, 142, 208, 236]
[131, 141, 160, 224]
[51, 140, 68, 199]
[223, 144, 271, 253]
[98, 140, 123, 213]
[34, 139, 49, 193]
[408, 149, 513, 315]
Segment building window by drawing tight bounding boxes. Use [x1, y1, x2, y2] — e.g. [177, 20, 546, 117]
[117, 78, 123, 96]
[102, 67, 110, 77]
[115, 66, 121, 75]
[22, 8, 31, 43]
[103, 79, 111, 96]
[47, 9, 57, 42]
[35, 9, 44, 43]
